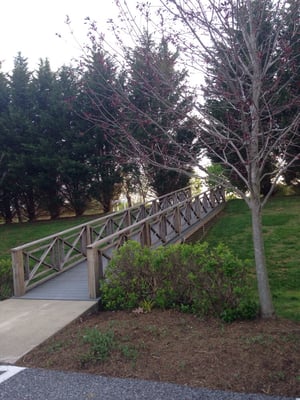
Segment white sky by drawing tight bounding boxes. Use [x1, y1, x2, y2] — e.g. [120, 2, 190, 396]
[0, 0, 118, 73]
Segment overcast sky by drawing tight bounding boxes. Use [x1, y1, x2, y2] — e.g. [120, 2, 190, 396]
[0, 0, 118, 73]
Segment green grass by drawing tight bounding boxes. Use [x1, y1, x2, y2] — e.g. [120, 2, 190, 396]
[199, 196, 300, 321]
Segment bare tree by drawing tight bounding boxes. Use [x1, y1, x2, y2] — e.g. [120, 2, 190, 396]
[82, 0, 300, 318]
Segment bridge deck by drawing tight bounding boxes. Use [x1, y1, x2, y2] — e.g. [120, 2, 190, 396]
[19, 262, 92, 301]
[12, 187, 225, 301]
[18, 213, 219, 301]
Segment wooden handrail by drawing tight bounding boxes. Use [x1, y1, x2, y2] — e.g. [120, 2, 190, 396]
[87, 187, 224, 250]
[86, 187, 225, 298]
[11, 185, 192, 252]
[11, 185, 196, 296]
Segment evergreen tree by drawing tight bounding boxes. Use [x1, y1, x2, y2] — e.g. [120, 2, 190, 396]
[127, 34, 195, 196]
[9, 53, 39, 221]
[31, 59, 63, 219]
[0, 70, 14, 223]
[78, 49, 123, 213]
[57, 66, 92, 216]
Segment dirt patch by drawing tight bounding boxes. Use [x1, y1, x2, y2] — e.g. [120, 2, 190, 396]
[17, 309, 300, 397]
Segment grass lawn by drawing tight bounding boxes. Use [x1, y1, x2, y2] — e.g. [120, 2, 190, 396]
[194, 195, 300, 321]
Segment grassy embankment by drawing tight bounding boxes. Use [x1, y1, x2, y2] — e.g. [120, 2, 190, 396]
[194, 196, 299, 321]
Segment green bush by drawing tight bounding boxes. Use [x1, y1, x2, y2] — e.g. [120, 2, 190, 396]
[0, 257, 13, 300]
[100, 241, 258, 321]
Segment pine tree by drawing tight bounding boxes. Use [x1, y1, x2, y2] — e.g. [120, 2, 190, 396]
[57, 66, 92, 216]
[31, 59, 63, 219]
[127, 33, 195, 196]
[9, 53, 39, 221]
[0, 69, 14, 223]
[78, 49, 123, 213]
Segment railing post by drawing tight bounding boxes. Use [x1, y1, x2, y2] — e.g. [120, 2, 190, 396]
[105, 219, 114, 236]
[174, 206, 181, 234]
[151, 200, 159, 215]
[125, 210, 132, 227]
[160, 197, 169, 210]
[159, 215, 167, 242]
[181, 186, 191, 201]
[209, 189, 215, 208]
[194, 194, 201, 218]
[51, 238, 62, 271]
[220, 186, 226, 203]
[141, 221, 151, 247]
[81, 224, 92, 256]
[185, 200, 192, 224]
[138, 204, 147, 220]
[87, 246, 102, 299]
[202, 192, 209, 213]
[214, 188, 220, 205]
[12, 249, 25, 297]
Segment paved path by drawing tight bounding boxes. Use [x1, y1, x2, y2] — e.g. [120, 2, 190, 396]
[0, 298, 98, 364]
[0, 366, 296, 400]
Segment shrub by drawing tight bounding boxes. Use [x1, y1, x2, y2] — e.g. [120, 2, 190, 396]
[100, 241, 258, 321]
[101, 241, 153, 310]
[0, 257, 13, 300]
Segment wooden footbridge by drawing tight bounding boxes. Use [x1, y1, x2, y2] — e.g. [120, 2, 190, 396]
[11, 186, 225, 301]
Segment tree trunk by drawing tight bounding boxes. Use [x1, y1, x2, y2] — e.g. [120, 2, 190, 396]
[250, 199, 275, 318]
[126, 192, 132, 208]
[2, 197, 13, 224]
[14, 200, 23, 223]
[102, 200, 112, 214]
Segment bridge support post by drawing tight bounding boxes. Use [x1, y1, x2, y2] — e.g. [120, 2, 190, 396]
[87, 247, 102, 299]
[12, 249, 25, 297]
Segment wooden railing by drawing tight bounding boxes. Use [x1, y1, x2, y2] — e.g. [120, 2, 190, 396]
[86, 186, 225, 298]
[11, 186, 193, 296]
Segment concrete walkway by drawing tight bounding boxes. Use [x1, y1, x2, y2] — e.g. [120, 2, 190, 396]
[0, 298, 98, 364]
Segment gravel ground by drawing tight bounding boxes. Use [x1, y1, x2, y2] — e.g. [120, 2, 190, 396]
[0, 367, 296, 400]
